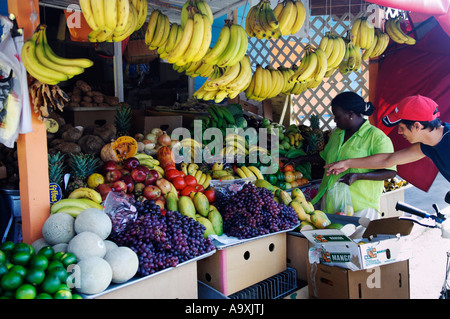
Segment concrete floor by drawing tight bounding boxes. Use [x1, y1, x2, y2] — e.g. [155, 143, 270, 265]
[404, 172, 449, 213]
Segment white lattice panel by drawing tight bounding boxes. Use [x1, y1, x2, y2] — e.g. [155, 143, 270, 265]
[247, 10, 370, 131]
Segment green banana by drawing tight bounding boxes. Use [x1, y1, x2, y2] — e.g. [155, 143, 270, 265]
[220, 106, 235, 124]
[206, 105, 219, 122]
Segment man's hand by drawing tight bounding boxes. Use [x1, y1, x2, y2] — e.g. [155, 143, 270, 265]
[324, 160, 349, 176]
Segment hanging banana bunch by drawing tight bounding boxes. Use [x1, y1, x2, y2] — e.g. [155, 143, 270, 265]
[180, 0, 214, 28]
[339, 34, 362, 74]
[288, 45, 328, 89]
[79, 0, 147, 42]
[245, 0, 281, 40]
[362, 27, 390, 59]
[272, 0, 306, 36]
[173, 51, 215, 78]
[385, 16, 416, 45]
[245, 64, 286, 101]
[351, 17, 375, 50]
[318, 32, 346, 77]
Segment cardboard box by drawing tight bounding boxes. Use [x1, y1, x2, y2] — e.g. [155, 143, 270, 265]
[92, 260, 198, 299]
[197, 233, 287, 296]
[307, 260, 410, 299]
[286, 233, 311, 282]
[131, 110, 183, 135]
[379, 186, 411, 218]
[302, 217, 414, 271]
[63, 106, 120, 127]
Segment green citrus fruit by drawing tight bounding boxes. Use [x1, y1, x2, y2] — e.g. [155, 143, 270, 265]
[60, 252, 77, 268]
[39, 275, 60, 295]
[47, 267, 68, 283]
[1, 271, 23, 290]
[25, 267, 46, 286]
[9, 265, 27, 278]
[15, 284, 37, 299]
[36, 292, 53, 299]
[11, 251, 31, 267]
[37, 246, 54, 260]
[29, 254, 49, 270]
[54, 289, 72, 299]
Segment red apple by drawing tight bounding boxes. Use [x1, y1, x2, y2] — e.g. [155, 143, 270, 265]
[105, 169, 122, 183]
[134, 182, 146, 196]
[103, 160, 119, 172]
[119, 168, 130, 176]
[123, 157, 140, 171]
[131, 167, 147, 183]
[121, 175, 134, 193]
[156, 195, 166, 205]
[112, 180, 127, 193]
[96, 183, 112, 200]
[137, 165, 151, 175]
[155, 178, 172, 195]
[144, 170, 158, 186]
[143, 185, 161, 200]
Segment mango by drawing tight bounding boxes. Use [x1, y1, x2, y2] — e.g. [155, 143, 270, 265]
[290, 201, 307, 221]
[278, 190, 292, 206]
[220, 175, 235, 180]
[207, 207, 223, 236]
[193, 192, 210, 217]
[300, 221, 316, 230]
[212, 170, 231, 179]
[178, 196, 196, 219]
[255, 179, 275, 192]
[291, 188, 306, 202]
[310, 210, 331, 229]
[165, 192, 178, 212]
[197, 216, 216, 238]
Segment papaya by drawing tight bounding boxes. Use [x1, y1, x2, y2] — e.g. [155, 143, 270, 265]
[193, 192, 210, 217]
[207, 207, 223, 236]
[112, 136, 138, 161]
[178, 196, 196, 219]
[310, 210, 331, 229]
[278, 190, 292, 206]
[196, 216, 216, 238]
[255, 179, 276, 192]
[165, 192, 178, 212]
[291, 188, 306, 202]
[299, 221, 316, 231]
[290, 201, 307, 221]
[297, 200, 314, 214]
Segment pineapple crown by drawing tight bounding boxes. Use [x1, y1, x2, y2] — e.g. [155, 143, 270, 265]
[69, 153, 99, 178]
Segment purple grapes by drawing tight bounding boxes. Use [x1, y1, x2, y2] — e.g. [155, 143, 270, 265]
[222, 183, 299, 239]
[110, 200, 215, 276]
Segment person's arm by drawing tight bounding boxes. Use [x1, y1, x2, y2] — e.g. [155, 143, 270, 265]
[281, 153, 324, 167]
[325, 143, 426, 176]
[339, 169, 397, 186]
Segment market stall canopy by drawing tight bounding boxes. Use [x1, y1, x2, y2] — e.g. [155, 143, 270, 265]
[366, 0, 450, 38]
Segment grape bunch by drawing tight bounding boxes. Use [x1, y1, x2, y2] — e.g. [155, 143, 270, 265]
[110, 200, 215, 276]
[222, 183, 299, 239]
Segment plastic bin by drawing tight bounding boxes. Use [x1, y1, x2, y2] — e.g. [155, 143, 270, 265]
[0, 189, 22, 243]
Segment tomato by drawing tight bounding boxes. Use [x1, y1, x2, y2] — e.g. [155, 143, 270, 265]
[164, 165, 176, 173]
[172, 176, 186, 190]
[283, 164, 294, 172]
[181, 185, 196, 196]
[195, 184, 204, 192]
[204, 189, 216, 203]
[165, 169, 182, 181]
[184, 175, 197, 187]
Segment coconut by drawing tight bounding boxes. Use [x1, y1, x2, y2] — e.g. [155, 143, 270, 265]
[74, 208, 112, 240]
[75, 257, 112, 295]
[104, 247, 139, 284]
[67, 231, 106, 261]
[42, 213, 75, 245]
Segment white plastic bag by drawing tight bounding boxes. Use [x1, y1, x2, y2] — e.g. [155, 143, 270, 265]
[327, 182, 354, 216]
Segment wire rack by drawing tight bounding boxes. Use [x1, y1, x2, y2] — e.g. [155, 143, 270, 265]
[228, 267, 298, 299]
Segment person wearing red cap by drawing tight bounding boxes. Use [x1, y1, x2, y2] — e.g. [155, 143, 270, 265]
[325, 95, 450, 182]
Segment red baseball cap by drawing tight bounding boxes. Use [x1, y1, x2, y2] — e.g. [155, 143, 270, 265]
[382, 95, 440, 127]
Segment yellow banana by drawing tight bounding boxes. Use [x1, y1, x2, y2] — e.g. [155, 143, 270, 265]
[192, 14, 212, 62]
[245, 5, 256, 37]
[278, 0, 295, 36]
[115, 0, 131, 33]
[241, 166, 255, 178]
[362, 34, 378, 60]
[273, 2, 284, 20]
[385, 18, 406, 43]
[351, 17, 362, 46]
[226, 55, 252, 91]
[313, 48, 328, 81]
[196, 0, 214, 26]
[113, 2, 137, 42]
[248, 166, 264, 179]
[167, 16, 194, 64]
[225, 24, 248, 67]
[134, 0, 148, 31]
[216, 23, 241, 68]
[290, 0, 306, 34]
[296, 48, 318, 83]
[235, 167, 247, 179]
[358, 17, 368, 49]
[195, 169, 203, 182]
[203, 24, 231, 65]
[180, 12, 205, 65]
[151, 13, 169, 48]
[188, 163, 199, 175]
[79, 0, 99, 31]
[198, 172, 207, 185]
[68, 187, 102, 204]
[104, 0, 118, 32]
[145, 10, 161, 46]
[202, 173, 211, 189]
[90, 0, 106, 31]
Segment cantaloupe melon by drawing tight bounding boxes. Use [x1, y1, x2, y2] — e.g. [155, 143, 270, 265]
[32, 238, 49, 252]
[42, 213, 75, 245]
[74, 208, 112, 240]
[75, 256, 112, 295]
[67, 231, 106, 261]
[104, 247, 139, 284]
[52, 243, 68, 253]
[104, 240, 118, 253]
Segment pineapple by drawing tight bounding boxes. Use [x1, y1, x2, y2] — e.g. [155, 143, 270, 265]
[65, 153, 100, 195]
[48, 152, 66, 187]
[309, 115, 325, 152]
[115, 104, 132, 137]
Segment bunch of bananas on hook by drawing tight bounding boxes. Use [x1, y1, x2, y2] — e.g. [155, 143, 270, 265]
[318, 32, 347, 77]
[351, 17, 375, 50]
[385, 16, 416, 45]
[339, 36, 362, 74]
[245, 0, 281, 39]
[362, 27, 390, 59]
[273, 0, 306, 36]
[288, 45, 328, 89]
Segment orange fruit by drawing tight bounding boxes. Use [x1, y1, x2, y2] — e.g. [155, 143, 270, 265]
[87, 173, 105, 189]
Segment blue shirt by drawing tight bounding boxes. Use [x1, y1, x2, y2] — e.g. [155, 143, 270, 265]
[420, 123, 450, 182]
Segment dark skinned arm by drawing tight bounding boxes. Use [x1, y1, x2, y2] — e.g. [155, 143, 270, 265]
[339, 169, 397, 186]
[281, 153, 325, 167]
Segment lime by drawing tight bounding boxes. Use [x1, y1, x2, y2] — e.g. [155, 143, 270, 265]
[51, 252, 65, 261]
[9, 265, 27, 278]
[5, 262, 13, 270]
[13, 242, 34, 255]
[60, 252, 77, 268]
[0, 263, 8, 277]
[36, 292, 53, 299]
[1, 290, 14, 298]
[25, 267, 46, 286]
[29, 254, 49, 270]
[54, 289, 72, 299]
[47, 267, 68, 283]
[37, 246, 54, 260]
[47, 260, 64, 271]
[39, 275, 60, 295]
[72, 294, 83, 299]
[11, 251, 31, 267]
[0, 250, 5, 264]
[58, 283, 71, 291]
[15, 284, 37, 299]
[1, 271, 23, 290]
[0, 241, 14, 254]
